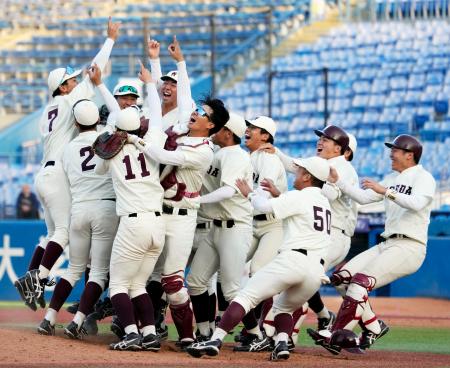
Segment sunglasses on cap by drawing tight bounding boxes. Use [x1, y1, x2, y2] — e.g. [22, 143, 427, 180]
[196, 107, 211, 121]
[118, 85, 139, 94]
[59, 65, 77, 86]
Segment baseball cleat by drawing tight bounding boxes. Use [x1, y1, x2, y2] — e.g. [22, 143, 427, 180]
[359, 319, 390, 350]
[109, 332, 142, 351]
[90, 297, 114, 320]
[141, 333, 161, 351]
[110, 316, 125, 340]
[186, 339, 222, 358]
[83, 314, 99, 335]
[26, 269, 51, 309]
[234, 335, 274, 352]
[269, 341, 290, 361]
[287, 336, 296, 352]
[317, 311, 336, 332]
[156, 325, 169, 341]
[64, 321, 87, 340]
[37, 318, 55, 336]
[66, 301, 79, 314]
[175, 337, 195, 351]
[307, 328, 341, 355]
[14, 275, 37, 311]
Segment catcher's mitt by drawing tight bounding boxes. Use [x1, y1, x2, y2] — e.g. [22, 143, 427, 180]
[92, 131, 128, 159]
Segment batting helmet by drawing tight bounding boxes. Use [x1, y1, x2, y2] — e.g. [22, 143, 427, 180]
[346, 133, 357, 161]
[314, 125, 349, 152]
[385, 134, 422, 163]
[330, 329, 363, 354]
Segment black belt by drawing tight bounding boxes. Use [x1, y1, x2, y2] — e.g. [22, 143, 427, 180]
[253, 214, 272, 221]
[292, 248, 325, 265]
[213, 219, 235, 228]
[196, 222, 210, 229]
[44, 161, 55, 167]
[102, 198, 116, 202]
[162, 204, 188, 216]
[128, 212, 161, 218]
[389, 234, 409, 240]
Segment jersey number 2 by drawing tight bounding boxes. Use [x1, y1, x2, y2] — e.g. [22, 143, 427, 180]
[80, 146, 95, 171]
[123, 153, 150, 180]
[313, 206, 331, 234]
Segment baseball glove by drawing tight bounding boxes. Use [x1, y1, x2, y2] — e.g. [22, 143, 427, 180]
[92, 131, 128, 159]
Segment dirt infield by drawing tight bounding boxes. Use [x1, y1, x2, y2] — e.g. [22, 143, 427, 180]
[1, 297, 450, 368]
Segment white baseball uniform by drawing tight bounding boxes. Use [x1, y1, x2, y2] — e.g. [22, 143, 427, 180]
[33, 37, 115, 280]
[246, 150, 287, 276]
[188, 145, 253, 302]
[276, 149, 358, 270]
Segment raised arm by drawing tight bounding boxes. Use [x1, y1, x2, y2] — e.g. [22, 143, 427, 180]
[139, 61, 163, 132]
[148, 39, 162, 88]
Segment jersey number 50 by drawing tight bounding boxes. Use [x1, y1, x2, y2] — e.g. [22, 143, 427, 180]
[313, 206, 331, 235]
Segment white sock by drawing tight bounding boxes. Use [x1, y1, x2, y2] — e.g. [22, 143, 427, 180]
[124, 324, 139, 335]
[44, 308, 57, 325]
[209, 321, 216, 332]
[211, 327, 227, 341]
[275, 332, 288, 344]
[317, 307, 330, 319]
[73, 311, 86, 327]
[38, 266, 50, 280]
[247, 326, 263, 339]
[197, 321, 210, 337]
[141, 325, 156, 337]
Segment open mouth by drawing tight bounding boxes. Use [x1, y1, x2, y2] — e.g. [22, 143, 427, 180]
[244, 133, 251, 141]
[162, 91, 172, 98]
[317, 147, 323, 153]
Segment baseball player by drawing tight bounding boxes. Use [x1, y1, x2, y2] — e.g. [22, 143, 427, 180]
[308, 134, 436, 354]
[127, 62, 227, 346]
[14, 18, 120, 311]
[37, 66, 120, 337]
[187, 113, 255, 342]
[259, 125, 358, 338]
[186, 156, 332, 361]
[94, 74, 167, 350]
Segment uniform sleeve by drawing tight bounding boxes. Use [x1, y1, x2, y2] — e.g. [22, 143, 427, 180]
[176, 61, 194, 125]
[145, 82, 163, 131]
[140, 144, 186, 166]
[257, 152, 285, 184]
[336, 178, 384, 204]
[179, 144, 213, 170]
[143, 127, 167, 148]
[321, 182, 340, 201]
[384, 171, 436, 211]
[93, 156, 110, 175]
[274, 147, 297, 173]
[271, 191, 304, 219]
[199, 185, 236, 204]
[149, 58, 163, 90]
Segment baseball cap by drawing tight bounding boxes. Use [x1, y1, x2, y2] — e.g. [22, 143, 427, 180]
[48, 66, 82, 93]
[72, 99, 99, 126]
[347, 133, 357, 154]
[247, 116, 277, 137]
[225, 112, 246, 137]
[115, 107, 141, 131]
[161, 70, 178, 83]
[113, 84, 140, 97]
[293, 156, 330, 182]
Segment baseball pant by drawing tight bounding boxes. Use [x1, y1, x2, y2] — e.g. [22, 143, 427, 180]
[324, 227, 351, 271]
[188, 222, 252, 302]
[246, 219, 283, 277]
[64, 200, 118, 289]
[234, 250, 324, 316]
[109, 212, 165, 299]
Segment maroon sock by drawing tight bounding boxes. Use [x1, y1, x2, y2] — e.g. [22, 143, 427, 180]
[242, 308, 259, 331]
[132, 293, 155, 327]
[308, 291, 325, 314]
[258, 297, 274, 328]
[78, 281, 103, 316]
[208, 292, 217, 323]
[49, 278, 73, 312]
[170, 300, 194, 339]
[218, 302, 246, 333]
[191, 291, 210, 324]
[84, 267, 91, 286]
[40, 241, 64, 274]
[274, 313, 293, 335]
[111, 293, 136, 329]
[28, 246, 45, 271]
[146, 280, 164, 320]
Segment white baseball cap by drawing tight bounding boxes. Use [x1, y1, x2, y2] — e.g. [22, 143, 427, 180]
[72, 100, 99, 126]
[115, 107, 140, 131]
[347, 133, 357, 154]
[113, 84, 140, 97]
[161, 70, 178, 83]
[247, 116, 277, 137]
[293, 156, 330, 182]
[48, 66, 82, 93]
[225, 112, 246, 137]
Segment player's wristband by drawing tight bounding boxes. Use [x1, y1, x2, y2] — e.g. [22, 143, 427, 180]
[385, 188, 397, 201]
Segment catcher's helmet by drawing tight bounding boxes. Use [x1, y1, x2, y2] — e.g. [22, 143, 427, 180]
[385, 134, 422, 163]
[330, 329, 363, 354]
[314, 125, 349, 151]
[115, 107, 140, 132]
